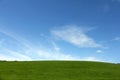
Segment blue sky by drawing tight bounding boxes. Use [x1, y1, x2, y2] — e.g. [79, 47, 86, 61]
[0, 0, 120, 63]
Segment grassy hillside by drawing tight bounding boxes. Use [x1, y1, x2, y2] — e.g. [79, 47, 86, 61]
[0, 61, 120, 80]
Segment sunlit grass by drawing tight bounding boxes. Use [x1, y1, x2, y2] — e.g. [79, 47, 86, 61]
[0, 61, 120, 80]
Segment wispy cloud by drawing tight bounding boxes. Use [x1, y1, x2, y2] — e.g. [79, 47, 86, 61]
[0, 28, 76, 61]
[113, 37, 120, 41]
[81, 57, 101, 61]
[51, 41, 60, 52]
[102, 4, 110, 13]
[96, 50, 103, 53]
[7, 50, 32, 61]
[36, 49, 75, 60]
[51, 25, 103, 48]
[0, 54, 18, 61]
[0, 39, 4, 46]
[0, 27, 106, 62]
[112, 0, 120, 2]
[0, 51, 31, 61]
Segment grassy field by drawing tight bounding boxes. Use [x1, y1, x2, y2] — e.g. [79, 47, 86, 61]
[0, 61, 120, 80]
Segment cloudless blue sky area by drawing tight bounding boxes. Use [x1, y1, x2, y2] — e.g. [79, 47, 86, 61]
[0, 0, 120, 63]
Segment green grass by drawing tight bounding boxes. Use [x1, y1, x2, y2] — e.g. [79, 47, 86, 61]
[0, 61, 120, 80]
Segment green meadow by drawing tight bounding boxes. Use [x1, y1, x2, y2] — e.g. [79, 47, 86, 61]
[0, 61, 120, 80]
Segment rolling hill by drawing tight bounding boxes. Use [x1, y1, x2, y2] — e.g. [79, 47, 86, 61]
[0, 61, 120, 80]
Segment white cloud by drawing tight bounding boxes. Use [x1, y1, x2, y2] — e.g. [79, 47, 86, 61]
[68, 57, 102, 62]
[113, 37, 120, 41]
[0, 27, 106, 62]
[0, 39, 4, 47]
[0, 28, 76, 61]
[101, 4, 111, 13]
[112, 0, 120, 2]
[0, 54, 17, 61]
[96, 50, 103, 53]
[51, 41, 60, 52]
[0, 46, 32, 61]
[81, 57, 101, 62]
[51, 25, 102, 48]
[7, 50, 32, 61]
[0, 53, 31, 61]
[36, 49, 75, 60]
